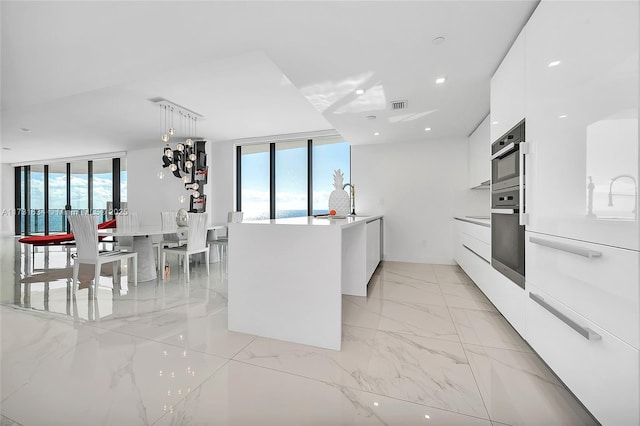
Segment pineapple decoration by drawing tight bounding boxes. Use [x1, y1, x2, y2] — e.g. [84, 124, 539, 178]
[328, 169, 351, 216]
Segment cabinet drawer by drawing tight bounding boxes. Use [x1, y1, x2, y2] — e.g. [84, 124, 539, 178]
[455, 237, 488, 291]
[526, 231, 639, 349]
[455, 239, 526, 336]
[458, 220, 491, 244]
[460, 232, 490, 263]
[526, 284, 639, 426]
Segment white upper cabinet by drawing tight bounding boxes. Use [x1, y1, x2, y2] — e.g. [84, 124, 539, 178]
[490, 30, 525, 143]
[468, 115, 490, 188]
[525, 0, 639, 250]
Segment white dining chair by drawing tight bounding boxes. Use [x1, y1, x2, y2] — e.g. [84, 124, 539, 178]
[157, 211, 187, 269]
[208, 211, 243, 262]
[160, 213, 209, 282]
[67, 214, 137, 295]
[115, 212, 138, 251]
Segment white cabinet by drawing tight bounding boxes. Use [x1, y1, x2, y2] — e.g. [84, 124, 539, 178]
[490, 29, 525, 142]
[468, 115, 491, 188]
[522, 3, 640, 424]
[453, 219, 526, 337]
[525, 0, 639, 251]
[526, 283, 639, 426]
[527, 231, 640, 349]
[366, 218, 381, 280]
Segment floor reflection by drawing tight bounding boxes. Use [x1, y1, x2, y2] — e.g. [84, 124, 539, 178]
[2, 237, 224, 323]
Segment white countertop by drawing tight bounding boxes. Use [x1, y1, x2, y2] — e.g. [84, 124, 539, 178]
[99, 224, 225, 237]
[454, 216, 491, 228]
[242, 215, 383, 229]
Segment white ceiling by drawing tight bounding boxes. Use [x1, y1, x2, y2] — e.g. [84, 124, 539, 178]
[0, 0, 539, 164]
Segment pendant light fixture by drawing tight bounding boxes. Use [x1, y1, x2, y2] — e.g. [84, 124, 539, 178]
[168, 106, 175, 136]
[161, 105, 170, 142]
[153, 98, 208, 212]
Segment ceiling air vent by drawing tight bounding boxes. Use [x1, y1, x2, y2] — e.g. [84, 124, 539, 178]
[390, 100, 408, 110]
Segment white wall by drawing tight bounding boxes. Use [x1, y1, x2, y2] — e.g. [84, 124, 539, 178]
[352, 137, 488, 264]
[209, 140, 235, 225]
[1, 164, 15, 236]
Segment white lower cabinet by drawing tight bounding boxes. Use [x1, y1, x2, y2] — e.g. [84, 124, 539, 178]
[526, 283, 640, 426]
[460, 232, 490, 264]
[366, 218, 381, 281]
[454, 219, 526, 337]
[526, 231, 639, 349]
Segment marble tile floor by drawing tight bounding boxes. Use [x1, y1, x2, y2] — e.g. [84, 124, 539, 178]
[0, 239, 597, 425]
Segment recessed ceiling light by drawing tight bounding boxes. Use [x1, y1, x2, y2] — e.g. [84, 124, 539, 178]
[491, 121, 499, 125]
[432, 36, 445, 45]
[366, 115, 377, 120]
[374, 132, 380, 136]
[355, 89, 365, 95]
[548, 60, 561, 67]
[20, 128, 31, 132]
[424, 127, 431, 132]
[435, 77, 446, 84]
[559, 114, 568, 118]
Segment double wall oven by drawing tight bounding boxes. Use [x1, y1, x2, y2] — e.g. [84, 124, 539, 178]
[491, 120, 526, 288]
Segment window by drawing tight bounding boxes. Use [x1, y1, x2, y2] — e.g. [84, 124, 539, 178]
[92, 159, 113, 223]
[29, 165, 45, 234]
[15, 155, 126, 235]
[276, 140, 308, 218]
[19, 167, 26, 234]
[239, 144, 270, 220]
[120, 157, 127, 205]
[70, 161, 88, 211]
[312, 138, 350, 215]
[48, 163, 67, 234]
[236, 136, 350, 220]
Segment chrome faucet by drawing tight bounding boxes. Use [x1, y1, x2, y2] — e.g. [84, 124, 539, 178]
[608, 174, 637, 217]
[343, 183, 356, 215]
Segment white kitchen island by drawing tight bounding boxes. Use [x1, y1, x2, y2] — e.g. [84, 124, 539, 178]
[228, 215, 382, 350]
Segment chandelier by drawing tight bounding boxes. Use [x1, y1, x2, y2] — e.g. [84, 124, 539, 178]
[155, 99, 208, 213]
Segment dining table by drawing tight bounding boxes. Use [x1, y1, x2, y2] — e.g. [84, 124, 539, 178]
[99, 224, 225, 282]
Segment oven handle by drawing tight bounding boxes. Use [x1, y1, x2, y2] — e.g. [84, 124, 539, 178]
[491, 208, 517, 214]
[529, 292, 602, 341]
[519, 141, 530, 226]
[491, 142, 516, 160]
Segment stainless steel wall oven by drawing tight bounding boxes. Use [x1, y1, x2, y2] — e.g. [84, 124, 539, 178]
[491, 120, 526, 288]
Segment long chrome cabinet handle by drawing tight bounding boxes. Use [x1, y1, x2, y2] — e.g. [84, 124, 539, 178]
[529, 293, 602, 341]
[491, 142, 516, 160]
[529, 236, 602, 259]
[462, 244, 490, 264]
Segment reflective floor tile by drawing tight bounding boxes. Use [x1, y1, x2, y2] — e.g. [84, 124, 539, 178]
[154, 360, 492, 426]
[463, 344, 597, 426]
